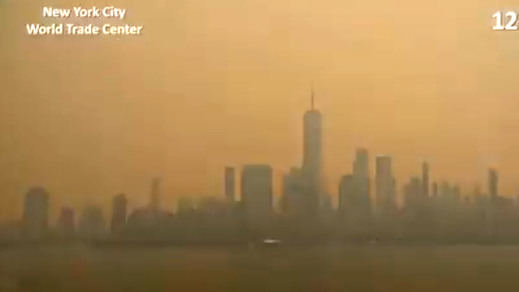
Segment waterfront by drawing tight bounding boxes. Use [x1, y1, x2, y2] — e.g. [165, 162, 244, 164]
[1, 244, 519, 291]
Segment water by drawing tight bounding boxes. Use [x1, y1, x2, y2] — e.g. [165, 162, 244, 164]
[1, 244, 518, 291]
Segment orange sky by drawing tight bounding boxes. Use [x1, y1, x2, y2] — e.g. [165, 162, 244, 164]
[2, 0, 519, 220]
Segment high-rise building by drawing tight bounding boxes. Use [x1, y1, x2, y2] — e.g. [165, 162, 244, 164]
[353, 148, 369, 179]
[339, 149, 371, 214]
[224, 167, 235, 203]
[338, 149, 372, 237]
[22, 187, 50, 239]
[58, 207, 75, 238]
[403, 176, 422, 208]
[375, 155, 396, 214]
[422, 162, 429, 197]
[338, 175, 355, 213]
[432, 182, 439, 197]
[111, 193, 128, 234]
[353, 148, 371, 211]
[282, 167, 305, 216]
[302, 89, 322, 216]
[241, 164, 273, 228]
[489, 168, 498, 199]
[79, 205, 106, 240]
[126, 179, 170, 229]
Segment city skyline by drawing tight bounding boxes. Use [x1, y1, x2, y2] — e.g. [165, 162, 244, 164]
[5, 0, 519, 290]
[2, 89, 517, 246]
[0, 93, 516, 221]
[4, 0, 519, 221]
[1, 97, 513, 223]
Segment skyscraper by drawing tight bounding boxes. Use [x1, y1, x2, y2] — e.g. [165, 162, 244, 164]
[22, 187, 50, 239]
[422, 161, 430, 197]
[353, 148, 369, 179]
[302, 89, 322, 216]
[489, 168, 498, 199]
[403, 176, 422, 208]
[126, 179, 170, 229]
[353, 148, 371, 212]
[338, 148, 372, 216]
[282, 167, 305, 216]
[111, 193, 128, 234]
[432, 182, 439, 197]
[241, 164, 273, 229]
[338, 175, 355, 213]
[79, 205, 106, 240]
[58, 207, 75, 238]
[224, 167, 235, 203]
[338, 149, 372, 238]
[375, 155, 396, 214]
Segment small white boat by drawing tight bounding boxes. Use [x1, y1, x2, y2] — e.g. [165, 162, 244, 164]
[262, 238, 281, 245]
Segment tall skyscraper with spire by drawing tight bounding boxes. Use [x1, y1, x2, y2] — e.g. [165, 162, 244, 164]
[302, 87, 322, 216]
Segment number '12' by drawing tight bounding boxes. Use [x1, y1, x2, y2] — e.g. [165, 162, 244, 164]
[493, 11, 518, 30]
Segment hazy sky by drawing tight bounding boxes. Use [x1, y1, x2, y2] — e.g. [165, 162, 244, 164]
[2, 0, 519, 220]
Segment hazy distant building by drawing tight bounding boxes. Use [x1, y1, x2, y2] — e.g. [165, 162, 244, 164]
[353, 148, 371, 213]
[57, 207, 75, 238]
[375, 155, 396, 214]
[241, 164, 273, 229]
[302, 90, 322, 216]
[353, 148, 369, 179]
[339, 149, 371, 215]
[432, 182, 438, 197]
[403, 176, 434, 239]
[126, 178, 171, 231]
[320, 193, 334, 225]
[422, 162, 430, 197]
[126, 207, 171, 231]
[282, 167, 305, 217]
[453, 185, 461, 198]
[79, 205, 106, 240]
[438, 181, 461, 205]
[338, 175, 355, 213]
[22, 187, 50, 239]
[197, 196, 228, 216]
[489, 168, 498, 199]
[404, 176, 422, 208]
[111, 193, 127, 234]
[338, 149, 372, 238]
[177, 196, 195, 215]
[225, 167, 236, 203]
